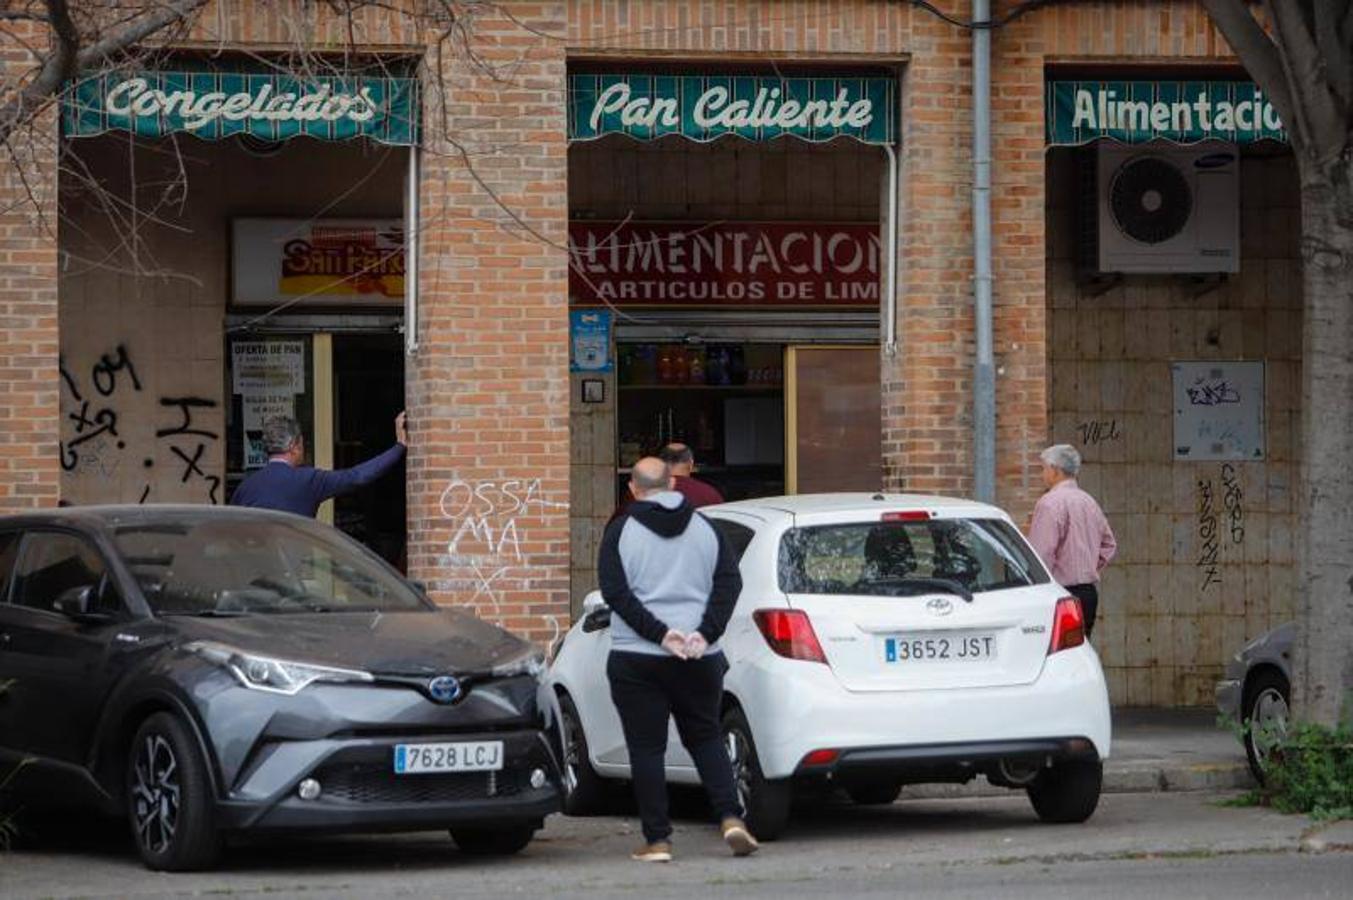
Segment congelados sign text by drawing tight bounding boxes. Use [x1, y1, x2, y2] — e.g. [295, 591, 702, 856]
[104, 77, 379, 130]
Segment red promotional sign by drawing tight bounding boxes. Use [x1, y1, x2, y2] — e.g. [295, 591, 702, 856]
[568, 221, 881, 307]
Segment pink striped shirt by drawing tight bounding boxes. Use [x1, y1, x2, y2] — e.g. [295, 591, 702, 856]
[1027, 479, 1117, 587]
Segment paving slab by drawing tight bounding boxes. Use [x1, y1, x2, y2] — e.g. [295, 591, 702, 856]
[904, 706, 1253, 799]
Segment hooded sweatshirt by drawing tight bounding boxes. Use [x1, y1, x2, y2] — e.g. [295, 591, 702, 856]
[598, 490, 742, 656]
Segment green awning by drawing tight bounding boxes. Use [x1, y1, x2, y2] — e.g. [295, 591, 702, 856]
[62, 71, 420, 146]
[1047, 81, 1287, 146]
[569, 73, 896, 145]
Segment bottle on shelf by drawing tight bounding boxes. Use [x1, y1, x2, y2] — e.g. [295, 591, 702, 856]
[657, 346, 674, 384]
[674, 348, 689, 384]
[689, 347, 705, 384]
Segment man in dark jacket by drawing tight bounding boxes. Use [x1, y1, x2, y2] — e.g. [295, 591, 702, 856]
[230, 414, 406, 518]
[598, 456, 755, 863]
[659, 442, 724, 507]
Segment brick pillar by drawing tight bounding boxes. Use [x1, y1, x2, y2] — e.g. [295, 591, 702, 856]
[0, 100, 60, 512]
[406, 4, 571, 644]
[990, 17, 1050, 523]
[882, 15, 975, 496]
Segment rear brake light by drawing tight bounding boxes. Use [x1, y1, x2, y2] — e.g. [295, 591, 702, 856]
[801, 748, 839, 767]
[1049, 596, 1085, 654]
[882, 510, 930, 522]
[753, 609, 828, 664]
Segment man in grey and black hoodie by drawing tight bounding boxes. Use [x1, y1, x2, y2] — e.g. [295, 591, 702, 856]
[598, 456, 756, 863]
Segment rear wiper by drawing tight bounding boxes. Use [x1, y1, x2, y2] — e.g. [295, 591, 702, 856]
[862, 576, 974, 603]
[905, 577, 973, 602]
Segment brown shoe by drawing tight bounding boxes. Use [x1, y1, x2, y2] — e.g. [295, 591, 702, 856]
[631, 840, 673, 863]
[721, 817, 759, 857]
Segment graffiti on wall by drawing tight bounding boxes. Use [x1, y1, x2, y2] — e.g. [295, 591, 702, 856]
[1076, 418, 1122, 447]
[59, 344, 221, 504]
[1195, 477, 1222, 592]
[1193, 463, 1247, 592]
[437, 476, 569, 640]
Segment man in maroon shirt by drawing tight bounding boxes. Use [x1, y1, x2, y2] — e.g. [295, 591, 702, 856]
[659, 443, 724, 508]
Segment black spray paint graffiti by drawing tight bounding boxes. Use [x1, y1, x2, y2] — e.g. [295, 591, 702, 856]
[1196, 478, 1222, 592]
[155, 397, 222, 505]
[1220, 463, 1245, 545]
[1186, 378, 1241, 406]
[1076, 418, 1122, 446]
[60, 346, 221, 504]
[59, 346, 140, 475]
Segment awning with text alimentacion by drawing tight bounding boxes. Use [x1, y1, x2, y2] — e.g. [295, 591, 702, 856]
[1046, 81, 1288, 146]
[61, 70, 420, 146]
[568, 73, 896, 145]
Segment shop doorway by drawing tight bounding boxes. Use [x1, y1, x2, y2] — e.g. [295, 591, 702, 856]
[225, 327, 406, 568]
[617, 341, 785, 501]
[332, 333, 407, 567]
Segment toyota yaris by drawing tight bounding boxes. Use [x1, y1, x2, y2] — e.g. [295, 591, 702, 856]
[0, 506, 561, 870]
[547, 494, 1111, 839]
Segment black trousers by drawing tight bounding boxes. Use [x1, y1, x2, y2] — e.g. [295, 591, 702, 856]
[607, 650, 742, 843]
[1066, 583, 1099, 640]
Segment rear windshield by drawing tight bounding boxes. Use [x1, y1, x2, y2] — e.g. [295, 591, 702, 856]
[778, 518, 1048, 596]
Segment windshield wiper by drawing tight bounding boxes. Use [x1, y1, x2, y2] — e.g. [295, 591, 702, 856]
[160, 609, 256, 618]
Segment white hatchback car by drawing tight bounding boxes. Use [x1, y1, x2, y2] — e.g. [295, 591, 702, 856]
[546, 494, 1111, 838]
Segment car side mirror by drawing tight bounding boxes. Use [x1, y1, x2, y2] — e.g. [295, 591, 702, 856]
[54, 585, 114, 623]
[580, 591, 610, 633]
[582, 591, 606, 616]
[409, 579, 430, 596]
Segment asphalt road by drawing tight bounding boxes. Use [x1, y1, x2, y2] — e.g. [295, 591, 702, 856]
[1, 791, 1349, 899]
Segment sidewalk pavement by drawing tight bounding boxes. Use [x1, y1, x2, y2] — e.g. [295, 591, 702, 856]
[906, 706, 1254, 799]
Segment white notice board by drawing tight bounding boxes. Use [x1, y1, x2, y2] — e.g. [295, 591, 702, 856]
[1171, 361, 1265, 461]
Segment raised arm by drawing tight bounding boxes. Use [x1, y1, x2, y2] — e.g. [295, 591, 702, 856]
[311, 412, 407, 501]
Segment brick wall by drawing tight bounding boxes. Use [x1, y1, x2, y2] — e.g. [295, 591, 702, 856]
[407, 3, 572, 644]
[0, 16, 60, 512]
[3, 1, 1276, 682]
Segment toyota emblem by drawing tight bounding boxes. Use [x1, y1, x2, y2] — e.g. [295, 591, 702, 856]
[427, 675, 462, 704]
[925, 597, 954, 617]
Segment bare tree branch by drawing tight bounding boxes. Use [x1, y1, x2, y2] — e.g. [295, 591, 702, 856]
[76, 0, 208, 69]
[0, 0, 79, 142]
[1202, 1, 1305, 145]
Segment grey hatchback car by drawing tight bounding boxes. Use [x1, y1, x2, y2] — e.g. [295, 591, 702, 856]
[1215, 622, 1293, 783]
[0, 506, 561, 870]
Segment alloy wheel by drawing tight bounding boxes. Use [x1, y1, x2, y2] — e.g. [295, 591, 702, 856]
[132, 734, 181, 855]
[726, 728, 752, 814]
[1251, 686, 1290, 769]
[561, 713, 582, 797]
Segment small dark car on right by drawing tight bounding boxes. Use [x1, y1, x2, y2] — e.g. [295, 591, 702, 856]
[1216, 622, 1293, 783]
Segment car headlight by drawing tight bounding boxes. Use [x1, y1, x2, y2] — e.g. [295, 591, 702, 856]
[490, 648, 546, 680]
[187, 641, 373, 695]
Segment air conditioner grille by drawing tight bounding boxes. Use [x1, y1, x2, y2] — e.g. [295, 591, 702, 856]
[1109, 156, 1193, 245]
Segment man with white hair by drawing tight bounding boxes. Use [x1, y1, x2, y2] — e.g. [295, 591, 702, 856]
[1027, 444, 1117, 639]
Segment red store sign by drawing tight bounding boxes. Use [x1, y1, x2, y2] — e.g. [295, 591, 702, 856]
[568, 221, 881, 307]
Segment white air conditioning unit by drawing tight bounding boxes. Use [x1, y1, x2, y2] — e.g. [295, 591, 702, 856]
[1095, 142, 1240, 274]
